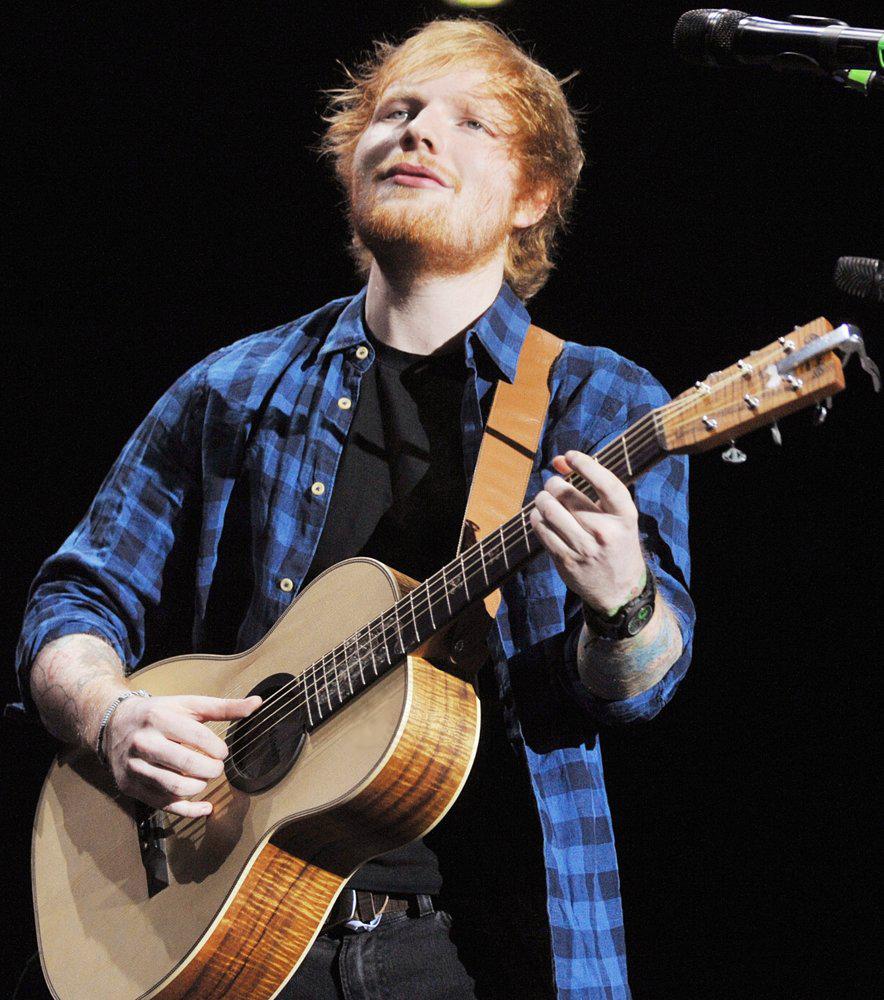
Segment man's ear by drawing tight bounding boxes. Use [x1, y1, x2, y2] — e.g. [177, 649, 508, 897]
[512, 184, 553, 230]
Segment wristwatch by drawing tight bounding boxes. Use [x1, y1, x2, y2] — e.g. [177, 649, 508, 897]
[582, 566, 657, 641]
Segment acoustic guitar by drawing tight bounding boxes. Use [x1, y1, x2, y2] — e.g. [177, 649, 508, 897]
[31, 318, 866, 999]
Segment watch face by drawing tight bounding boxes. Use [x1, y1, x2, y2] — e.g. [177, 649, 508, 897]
[626, 603, 653, 636]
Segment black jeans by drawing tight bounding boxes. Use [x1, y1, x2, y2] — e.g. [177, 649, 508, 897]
[278, 898, 556, 1000]
[278, 907, 478, 1000]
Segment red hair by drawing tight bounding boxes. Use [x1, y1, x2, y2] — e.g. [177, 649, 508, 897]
[320, 19, 584, 300]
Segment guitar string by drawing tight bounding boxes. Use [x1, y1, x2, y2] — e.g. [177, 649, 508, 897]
[177, 337, 800, 780]
[162, 337, 804, 827]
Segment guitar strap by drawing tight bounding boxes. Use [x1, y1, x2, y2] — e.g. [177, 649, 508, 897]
[444, 324, 564, 676]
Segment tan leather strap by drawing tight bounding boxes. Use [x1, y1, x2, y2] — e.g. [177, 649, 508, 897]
[429, 324, 563, 679]
[458, 323, 564, 619]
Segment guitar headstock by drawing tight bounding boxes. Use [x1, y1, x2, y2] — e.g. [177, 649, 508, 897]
[658, 317, 847, 455]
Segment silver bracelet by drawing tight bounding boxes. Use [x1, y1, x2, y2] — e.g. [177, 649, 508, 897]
[95, 689, 151, 767]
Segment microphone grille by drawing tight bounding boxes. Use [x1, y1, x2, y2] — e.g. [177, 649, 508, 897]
[834, 257, 884, 303]
[674, 9, 748, 67]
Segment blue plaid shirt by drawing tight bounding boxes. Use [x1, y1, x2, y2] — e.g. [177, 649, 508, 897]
[17, 283, 693, 999]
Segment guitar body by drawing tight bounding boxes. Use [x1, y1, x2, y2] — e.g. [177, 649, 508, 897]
[32, 558, 481, 1000]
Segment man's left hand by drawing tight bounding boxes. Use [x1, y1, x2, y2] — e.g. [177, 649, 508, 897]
[529, 450, 646, 615]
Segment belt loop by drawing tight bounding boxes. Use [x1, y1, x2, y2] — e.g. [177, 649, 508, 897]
[416, 893, 434, 917]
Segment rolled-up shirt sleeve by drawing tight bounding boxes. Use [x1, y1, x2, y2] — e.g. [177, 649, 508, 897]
[557, 371, 695, 727]
[14, 361, 208, 716]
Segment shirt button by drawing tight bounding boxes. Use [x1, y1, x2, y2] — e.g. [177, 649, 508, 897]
[279, 578, 294, 593]
[310, 481, 325, 496]
[354, 345, 369, 360]
[337, 397, 352, 410]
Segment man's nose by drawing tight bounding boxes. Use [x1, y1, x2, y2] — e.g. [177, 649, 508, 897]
[399, 108, 444, 155]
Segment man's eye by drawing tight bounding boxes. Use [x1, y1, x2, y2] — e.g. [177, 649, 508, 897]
[462, 119, 487, 133]
[384, 109, 409, 121]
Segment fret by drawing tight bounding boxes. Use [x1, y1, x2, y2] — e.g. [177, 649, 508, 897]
[412, 566, 434, 638]
[366, 619, 379, 676]
[354, 628, 367, 685]
[461, 558, 471, 601]
[412, 588, 435, 646]
[310, 666, 324, 721]
[479, 538, 490, 586]
[572, 472, 595, 502]
[306, 662, 321, 719]
[521, 510, 530, 552]
[407, 591, 419, 647]
[621, 436, 632, 478]
[332, 648, 343, 703]
[342, 641, 354, 696]
[441, 564, 453, 617]
[499, 525, 510, 570]
[375, 612, 392, 664]
[392, 603, 405, 656]
[301, 674, 314, 727]
[650, 411, 663, 456]
[322, 665, 333, 712]
[325, 646, 341, 707]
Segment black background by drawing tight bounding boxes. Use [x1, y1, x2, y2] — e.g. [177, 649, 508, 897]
[3, 2, 881, 997]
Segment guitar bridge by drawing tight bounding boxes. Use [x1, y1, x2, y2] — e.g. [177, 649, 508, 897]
[136, 807, 170, 897]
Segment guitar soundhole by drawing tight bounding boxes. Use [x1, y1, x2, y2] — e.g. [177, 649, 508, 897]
[225, 673, 308, 793]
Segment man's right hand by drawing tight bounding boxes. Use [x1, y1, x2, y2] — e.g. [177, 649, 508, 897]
[103, 694, 262, 818]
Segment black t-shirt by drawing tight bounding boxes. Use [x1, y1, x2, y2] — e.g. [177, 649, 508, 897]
[302, 327, 544, 901]
[302, 329, 468, 893]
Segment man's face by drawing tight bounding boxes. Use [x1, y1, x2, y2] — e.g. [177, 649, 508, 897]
[350, 67, 537, 275]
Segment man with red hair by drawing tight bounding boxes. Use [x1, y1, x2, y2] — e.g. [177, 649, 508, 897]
[18, 19, 693, 999]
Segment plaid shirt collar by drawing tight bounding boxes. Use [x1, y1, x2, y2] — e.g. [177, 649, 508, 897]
[317, 281, 530, 384]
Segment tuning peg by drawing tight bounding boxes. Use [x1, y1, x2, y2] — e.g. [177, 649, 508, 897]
[721, 441, 747, 464]
[770, 422, 783, 446]
[814, 400, 829, 424]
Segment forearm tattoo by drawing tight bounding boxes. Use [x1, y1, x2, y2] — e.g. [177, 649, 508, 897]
[576, 596, 683, 701]
[30, 633, 127, 749]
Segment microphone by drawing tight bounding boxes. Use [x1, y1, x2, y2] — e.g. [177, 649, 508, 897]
[674, 10, 884, 74]
[834, 257, 884, 304]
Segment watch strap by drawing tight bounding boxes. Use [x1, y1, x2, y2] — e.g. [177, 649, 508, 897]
[582, 566, 657, 641]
